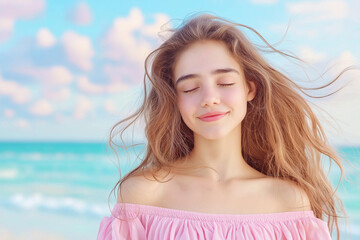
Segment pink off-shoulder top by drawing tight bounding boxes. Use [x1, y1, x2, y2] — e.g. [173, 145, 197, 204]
[97, 203, 331, 240]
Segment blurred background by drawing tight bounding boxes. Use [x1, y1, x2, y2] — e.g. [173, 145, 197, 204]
[0, 0, 359, 239]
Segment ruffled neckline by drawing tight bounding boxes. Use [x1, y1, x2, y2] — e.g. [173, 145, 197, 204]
[112, 202, 318, 223]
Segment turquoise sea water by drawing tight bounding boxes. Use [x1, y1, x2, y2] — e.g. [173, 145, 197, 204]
[0, 142, 359, 239]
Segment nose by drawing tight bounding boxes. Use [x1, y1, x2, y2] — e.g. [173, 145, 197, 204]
[200, 86, 220, 108]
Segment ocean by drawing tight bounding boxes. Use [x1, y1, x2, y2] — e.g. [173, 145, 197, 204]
[0, 142, 359, 239]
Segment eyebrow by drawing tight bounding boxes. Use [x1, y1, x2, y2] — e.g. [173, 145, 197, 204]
[175, 68, 240, 86]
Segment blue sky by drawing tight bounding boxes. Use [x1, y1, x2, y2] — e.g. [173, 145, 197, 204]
[0, 0, 359, 144]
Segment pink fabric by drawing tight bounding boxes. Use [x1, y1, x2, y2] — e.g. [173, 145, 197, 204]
[97, 203, 331, 240]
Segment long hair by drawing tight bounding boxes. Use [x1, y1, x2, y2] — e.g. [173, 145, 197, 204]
[108, 14, 347, 239]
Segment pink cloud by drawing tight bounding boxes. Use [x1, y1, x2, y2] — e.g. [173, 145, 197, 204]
[103, 64, 143, 85]
[69, 2, 92, 25]
[73, 95, 93, 119]
[0, 74, 31, 104]
[4, 109, 15, 118]
[29, 99, 53, 116]
[102, 8, 170, 64]
[44, 87, 71, 102]
[36, 28, 56, 48]
[18, 65, 74, 85]
[77, 75, 129, 94]
[16, 118, 30, 128]
[0, 0, 45, 42]
[61, 31, 94, 71]
[287, 0, 349, 22]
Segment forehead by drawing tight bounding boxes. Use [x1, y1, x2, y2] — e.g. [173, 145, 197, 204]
[173, 40, 240, 80]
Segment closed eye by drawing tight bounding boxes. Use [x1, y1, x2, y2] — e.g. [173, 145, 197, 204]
[183, 83, 235, 93]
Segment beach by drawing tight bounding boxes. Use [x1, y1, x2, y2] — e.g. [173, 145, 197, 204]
[0, 142, 359, 239]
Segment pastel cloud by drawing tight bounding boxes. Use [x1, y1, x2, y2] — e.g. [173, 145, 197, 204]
[29, 99, 53, 116]
[77, 75, 129, 94]
[16, 118, 30, 128]
[104, 99, 116, 114]
[61, 31, 94, 71]
[0, 0, 45, 42]
[0, 74, 31, 104]
[299, 46, 327, 64]
[103, 64, 144, 85]
[102, 8, 170, 64]
[287, 0, 349, 22]
[0, 18, 13, 42]
[68, 2, 92, 25]
[313, 51, 360, 145]
[4, 109, 15, 118]
[44, 87, 71, 101]
[73, 95, 93, 119]
[18, 65, 73, 85]
[36, 28, 56, 48]
[77, 76, 103, 94]
[141, 13, 171, 39]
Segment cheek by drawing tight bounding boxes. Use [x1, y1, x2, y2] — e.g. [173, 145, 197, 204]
[177, 97, 196, 119]
[223, 89, 247, 105]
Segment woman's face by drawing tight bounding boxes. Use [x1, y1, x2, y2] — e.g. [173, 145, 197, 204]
[173, 40, 256, 140]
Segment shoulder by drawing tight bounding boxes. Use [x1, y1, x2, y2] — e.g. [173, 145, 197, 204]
[117, 168, 169, 205]
[270, 178, 312, 212]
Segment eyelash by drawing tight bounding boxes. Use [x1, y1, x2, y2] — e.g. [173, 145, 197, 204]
[183, 83, 235, 93]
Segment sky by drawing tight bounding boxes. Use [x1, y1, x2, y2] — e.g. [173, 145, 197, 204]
[0, 0, 359, 145]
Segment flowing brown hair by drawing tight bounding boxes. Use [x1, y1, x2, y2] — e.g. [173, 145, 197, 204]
[108, 14, 348, 239]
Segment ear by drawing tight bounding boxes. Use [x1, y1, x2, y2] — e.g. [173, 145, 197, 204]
[246, 80, 257, 101]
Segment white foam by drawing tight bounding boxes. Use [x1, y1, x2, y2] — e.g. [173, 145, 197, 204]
[0, 169, 18, 179]
[9, 193, 109, 216]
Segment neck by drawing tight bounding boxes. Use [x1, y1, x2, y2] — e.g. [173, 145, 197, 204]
[184, 125, 258, 183]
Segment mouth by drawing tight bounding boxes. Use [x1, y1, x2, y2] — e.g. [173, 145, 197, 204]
[198, 112, 229, 122]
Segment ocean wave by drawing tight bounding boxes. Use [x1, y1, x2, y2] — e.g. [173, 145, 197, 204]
[0, 151, 112, 162]
[0, 169, 18, 179]
[5, 193, 111, 217]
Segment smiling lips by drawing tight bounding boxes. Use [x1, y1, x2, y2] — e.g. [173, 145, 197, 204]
[198, 111, 229, 122]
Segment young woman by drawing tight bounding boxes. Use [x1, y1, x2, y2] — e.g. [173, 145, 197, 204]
[97, 14, 346, 239]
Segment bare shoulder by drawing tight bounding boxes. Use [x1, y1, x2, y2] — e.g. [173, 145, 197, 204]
[117, 168, 169, 205]
[270, 178, 312, 212]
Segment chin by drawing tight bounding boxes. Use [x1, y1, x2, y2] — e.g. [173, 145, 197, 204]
[195, 130, 230, 140]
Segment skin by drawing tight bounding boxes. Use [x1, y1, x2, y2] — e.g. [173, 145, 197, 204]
[119, 40, 311, 214]
[173, 39, 261, 184]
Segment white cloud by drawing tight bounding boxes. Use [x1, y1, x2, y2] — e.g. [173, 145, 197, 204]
[251, 0, 279, 4]
[77, 76, 103, 94]
[106, 82, 129, 93]
[0, 74, 31, 104]
[312, 51, 360, 145]
[0, 0, 45, 42]
[332, 51, 357, 73]
[36, 28, 56, 47]
[16, 118, 30, 128]
[104, 99, 116, 114]
[73, 95, 93, 119]
[299, 46, 327, 64]
[62, 31, 94, 71]
[19, 65, 73, 85]
[141, 13, 170, 39]
[0, 18, 14, 42]
[69, 2, 92, 25]
[287, 0, 349, 22]
[77, 75, 129, 94]
[4, 109, 15, 118]
[102, 8, 170, 64]
[29, 99, 53, 116]
[44, 87, 70, 101]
